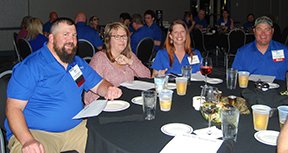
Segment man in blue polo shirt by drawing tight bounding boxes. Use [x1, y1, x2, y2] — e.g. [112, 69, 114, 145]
[144, 10, 163, 51]
[5, 17, 122, 153]
[75, 12, 103, 50]
[43, 11, 58, 37]
[232, 16, 288, 80]
[130, 13, 154, 54]
[194, 9, 208, 30]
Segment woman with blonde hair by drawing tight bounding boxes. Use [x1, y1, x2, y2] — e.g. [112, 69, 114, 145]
[84, 22, 150, 104]
[151, 19, 202, 77]
[26, 17, 48, 52]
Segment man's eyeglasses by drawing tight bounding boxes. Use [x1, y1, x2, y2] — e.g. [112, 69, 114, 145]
[110, 35, 128, 40]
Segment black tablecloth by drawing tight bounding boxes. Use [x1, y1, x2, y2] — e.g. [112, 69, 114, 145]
[85, 77, 287, 153]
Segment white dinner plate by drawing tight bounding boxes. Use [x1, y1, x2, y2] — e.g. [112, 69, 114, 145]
[131, 96, 143, 105]
[161, 123, 193, 136]
[254, 130, 279, 146]
[207, 78, 223, 84]
[166, 83, 177, 90]
[103, 100, 130, 112]
[268, 83, 280, 89]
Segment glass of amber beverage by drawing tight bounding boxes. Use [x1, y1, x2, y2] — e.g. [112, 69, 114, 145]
[175, 77, 188, 96]
[159, 89, 173, 111]
[238, 71, 250, 88]
[251, 105, 271, 131]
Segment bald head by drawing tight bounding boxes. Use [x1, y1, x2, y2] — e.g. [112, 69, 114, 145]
[75, 12, 87, 23]
[49, 11, 58, 22]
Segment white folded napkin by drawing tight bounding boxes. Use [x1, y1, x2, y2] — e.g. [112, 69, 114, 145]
[249, 74, 275, 83]
[193, 126, 223, 139]
[160, 133, 223, 153]
[191, 73, 205, 81]
[120, 80, 155, 91]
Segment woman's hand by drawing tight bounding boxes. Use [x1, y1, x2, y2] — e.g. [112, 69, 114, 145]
[115, 54, 133, 65]
[152, 68, 168, 77]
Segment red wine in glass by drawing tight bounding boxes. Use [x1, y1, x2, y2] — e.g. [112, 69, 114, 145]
[200, 66, 212, 75]
[200, 57, 213, 86]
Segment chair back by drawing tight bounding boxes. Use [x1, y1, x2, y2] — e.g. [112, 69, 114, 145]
[281, 26, 288, 45]
[227, 28, 246, 55]
[0, 70, 12, 153]
[77, 39, 95, 63]
[13, 32, 21, 62]
[18, 38, 32, 60]
[135, 37, 154, 66]
[191, 28, 206, 53]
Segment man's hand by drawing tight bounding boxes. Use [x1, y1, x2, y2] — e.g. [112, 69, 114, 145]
[22, 139, 45, 153]
[105, 86, 122, 100]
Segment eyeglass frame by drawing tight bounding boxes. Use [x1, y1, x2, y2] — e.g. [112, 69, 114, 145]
[110, 35, 128, 40]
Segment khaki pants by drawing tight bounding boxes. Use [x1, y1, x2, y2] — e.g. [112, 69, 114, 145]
[8, 120, 87, 153]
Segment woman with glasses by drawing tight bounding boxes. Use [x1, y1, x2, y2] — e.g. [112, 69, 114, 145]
[84, 22, 151, 104]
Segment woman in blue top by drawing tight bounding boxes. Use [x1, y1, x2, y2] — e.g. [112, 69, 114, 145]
[151, 19, 202, 77]
[216, 9, 234, 32]
[26, 17, 48, 52]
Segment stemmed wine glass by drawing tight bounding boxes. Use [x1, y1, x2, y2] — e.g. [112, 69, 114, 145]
[200, 57, 213, 87]
[201, 86, 217, 135]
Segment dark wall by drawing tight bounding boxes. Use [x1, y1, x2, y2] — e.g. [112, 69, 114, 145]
[230, 0, 288, 31]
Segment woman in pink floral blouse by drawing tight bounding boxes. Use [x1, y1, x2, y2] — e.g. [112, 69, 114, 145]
[84, 22, 151, 104]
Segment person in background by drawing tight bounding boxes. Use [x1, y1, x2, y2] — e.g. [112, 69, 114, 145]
[43, 11, 58, 37]
[75, 12, 103, 50]
[26, 17, 48, 52]
[194, 9, 208, 30]
[5, 17, 122, 153]
[243, 13, 255, 32]
[84, 22, 150, 104]
[277, 121, 288, 153]
[216, 9, 234, 32]
[17, 16, 32, 41]
[130, 13, 154, 54]
[232, 16, 288, 80]
[144, 9, 163, 51]
[89, 16, 100, 33]
[183, 11, 195, 33]
[151, 19, 202, 77]
[119, 12, 134, 33]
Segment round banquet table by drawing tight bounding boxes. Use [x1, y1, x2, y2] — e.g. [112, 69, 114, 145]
[85, 76, 286, 153]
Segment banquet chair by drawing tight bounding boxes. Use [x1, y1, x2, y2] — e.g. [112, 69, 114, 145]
[18, 38, 32, 60]
[12, 33, 21, 63]
[191, 28, 207, 55]
[225, 28, 246, 68]
[135, 37, 154, 67]
[281, 26, 288, 46]
[0, 70, 12, 153]
[77, 39, 95, 63]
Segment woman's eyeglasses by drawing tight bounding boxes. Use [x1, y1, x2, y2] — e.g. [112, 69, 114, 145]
[110, 35, 128, 40]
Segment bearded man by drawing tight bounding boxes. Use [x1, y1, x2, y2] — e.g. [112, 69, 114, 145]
[5, 17, 122, 153]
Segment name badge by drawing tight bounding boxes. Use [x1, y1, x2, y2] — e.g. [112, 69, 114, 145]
[272, 49, 285, 62]
[69, 64, 85, 87]
[188, 55, 200, 65]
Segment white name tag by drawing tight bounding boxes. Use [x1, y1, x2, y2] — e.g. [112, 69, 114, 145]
[69, 64, 82, 80]
[188, 55, 200, 65]
[272, 49, 285, 62]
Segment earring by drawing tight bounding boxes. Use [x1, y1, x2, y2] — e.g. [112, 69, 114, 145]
[170, 39, 173, 44]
